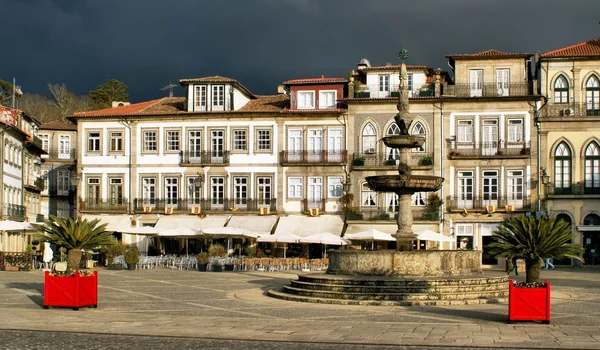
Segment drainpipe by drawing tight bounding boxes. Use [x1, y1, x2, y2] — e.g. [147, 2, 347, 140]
[119, 117, 132, 214]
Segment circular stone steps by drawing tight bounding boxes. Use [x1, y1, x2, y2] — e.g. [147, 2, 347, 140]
[268, 272, 509, 306]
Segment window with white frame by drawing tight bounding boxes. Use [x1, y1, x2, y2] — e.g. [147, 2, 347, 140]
[411, 192, 426, 206]
[142, 177, 156, 205]
[457, 171, 474, 207]
[328, 176, 343, 198]
[187, 176, 202, 204]
[143, 130, 157, 152]
[58, 135, 70, 158]
[288, 177, 302, 198]
[482, 170, 499, 203]
[407, 73, 413, 92]
[257, 177, 272, 205]
[298, 91, 314, 109]
[109, 178, 123, 205]
[256, 129, 271, 151]
[456, 224, 474, 250]
[507, 119, 523, 143]
[212, 85, 224, 109]
[379, 75, 390, 92]
[586, 75, 600, 115]
[87, 131, 101, 152]
[211, 177, 225, 205]
[110, 131, 123, 152]
[165, 177, 178, 205]
[166, 130, 180, 151]
[411, 122, 426, 152]
[57, 170, 70, 196]
[554, 142, 571, 191]
[554, 75, 569, 104]
[87, 177, 101, 204]
[361, 182, 376, 207]
[232, 129, 247, 151]
[362, 123, 376, 154]
[319, 91, 336, 109]
[195, 85, 207, 111]
[233, 177, 248, 205]
[457, 120, 473, 143]
[506, 170, 523, 202]
[39, 134, 49, 153]
[585, 142, 600, 191]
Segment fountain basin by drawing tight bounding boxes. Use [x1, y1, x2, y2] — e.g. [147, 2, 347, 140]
[382, 135, 425, 148]
[327, 250, 482, 277]
[365, 175, 443, 193]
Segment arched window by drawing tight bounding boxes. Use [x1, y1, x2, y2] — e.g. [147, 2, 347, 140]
[586, 75, 600, 116]
[554, 75, 569, 104]
[585, 142, 600, 193]
[411, 122, 426, 153]
[584, 213, 600, 226]
[361, 181, 376, 207]
[556, 213, 572, 227]
[385, 123, 400, 161]
[554, 142, 572, 194]
[362, 123, 376, 154]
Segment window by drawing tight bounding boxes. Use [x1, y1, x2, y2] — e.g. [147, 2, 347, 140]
[386, 193, 399, 214]
[288, 177, 302, 198]
[298, 91, 314, 109]
[457, 120, 473, 143]
[319, 91, 336, 109]
[496, 68, 510, 96]
[166, 130, 180, 152]
[39, 134, 49, 153]
[586, 75, 600, 116]
[554, 75, 569, 104]
[457, 171, 474, 208]
[87, 178, 100, 205]
[469, 69, 483, 97]
[211, 177, 225, 205]
[233, 177, 248, 205]
[554, 143, 571, 193]
[257, 177, 272, 205]
[362, 123, 376, 154]
[361, 182, 376, 207]
[142, 177, 156, 205]
[307, 129, 322, 161]
[507, 170, 523, 205]
[195, 85, 207, 111]
[210, 129, 224, 158]
[482, 170, 499, 204]
[507, 119, 523, 143]
[307, 177, 322, 203]
[109, 178, 123, 205]
[411, 122, 426, 152]
[165, 177, 178, 205]
[87, 131, 100, 152]
[110, 131, 123, 152]
[407, 73, 413, 92]
[385, 123, 400, 161]
[187, 176, 202, 204]
[379, 75, 390, 92]
[212, 85, 224, 109]
[232, 129, 247, 151]
[143, 130, 157, 152]
[288, 129, 302, 161]
[56, 135, 70, 159]
[411, 192, 426, 206]
[256, 129, 271, 151]
[328, 176, 343, 198]
[57, 170, 70, 196]
[188, 130, 202, 158]
[327, 128, 343, 162]
[585, 142, 600, 193]
[456, 224, 474, 250]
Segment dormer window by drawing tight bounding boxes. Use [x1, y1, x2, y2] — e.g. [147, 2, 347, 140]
[195, 86, 207, 111]
[297, 91, 314, 109]
[319, 91, 336, 109]
[212, 85, 225, 111]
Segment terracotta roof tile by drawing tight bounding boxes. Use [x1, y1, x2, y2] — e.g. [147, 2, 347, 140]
[446, 49, 532, 59]
[360, 64, 431, 71]
[72, 99, 164, 117]
[542, 37, 600, 57]
[283, 76, 347, 84]
[179, 75, 238, 84]
[238, 94, 289, 111]
[40, 120, 77, 131]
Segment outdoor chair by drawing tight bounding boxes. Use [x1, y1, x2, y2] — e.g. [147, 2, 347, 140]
[311, 259, 322, 271]
[269, 258, 281, 271]
[233, 258, 243, 271]
[244, 258, 255, 271]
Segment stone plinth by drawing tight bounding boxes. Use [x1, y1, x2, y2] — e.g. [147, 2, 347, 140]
[327, 250, 482, 277]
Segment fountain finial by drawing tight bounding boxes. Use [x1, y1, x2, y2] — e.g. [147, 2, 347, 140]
[394, 47, 413, 135]
[399, 47, 408, 62]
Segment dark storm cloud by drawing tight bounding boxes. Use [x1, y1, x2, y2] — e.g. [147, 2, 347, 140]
[3, 0, 600, 103]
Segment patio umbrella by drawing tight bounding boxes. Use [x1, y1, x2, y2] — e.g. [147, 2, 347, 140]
[300, 232, 349, 258]
[258, 232, 302, 258]
[344, 228, 396, 250]
[416, 230, 452, 242]
[117, 226, 160, 235]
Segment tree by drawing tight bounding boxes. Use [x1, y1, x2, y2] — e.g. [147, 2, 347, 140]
[488, 215, 583, 283]
[35, 216, 116, 274]
[88, 79, 128, 109]
[19, 84, 90, 123]
[0, 79, 16, 106]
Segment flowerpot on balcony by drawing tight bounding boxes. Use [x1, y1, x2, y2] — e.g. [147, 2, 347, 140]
[352, 158, 365, 166]
[43, 271, 98, 310]
[385, 159, 396, 166]
[508, 280, 551, 324]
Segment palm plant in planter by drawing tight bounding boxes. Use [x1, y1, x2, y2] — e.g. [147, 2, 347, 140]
[196, 252, 209, 271]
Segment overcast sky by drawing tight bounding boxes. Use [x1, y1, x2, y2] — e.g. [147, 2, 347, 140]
[4, 0, 600, 103]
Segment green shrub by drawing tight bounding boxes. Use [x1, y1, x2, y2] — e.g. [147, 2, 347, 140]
[244, 246, 257, 257]
[208, 244, 226, 257]
[124, 247, 140, 264]
[196, 252, 209, 264]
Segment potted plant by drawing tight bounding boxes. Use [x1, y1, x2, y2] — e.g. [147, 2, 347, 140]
[101, 238, 124, 268]
[419, 156, 434, 166]
[35, 216, 116, 310]
[208, 244, 226, 272]
[212, 260, 223, 272]
[244, 246, 257, 258]
[124, 247, 140, 271]
[352, 157, 365, 166]
[488, 215, 583, 323]
[196, 252, 209, 271]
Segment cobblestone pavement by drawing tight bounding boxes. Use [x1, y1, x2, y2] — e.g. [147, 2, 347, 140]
[1, 267, 600, 349]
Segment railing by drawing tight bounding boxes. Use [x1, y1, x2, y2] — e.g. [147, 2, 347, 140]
[280, 150, 348, 165]
[353, 84, 435, 99]
[41, 148, 76, 161]
[133, 198, 277, 214]
[179, 151, 230, 165]
[27, 135, 43, 149]
[540, 102, 600, 118]
[80, 199, 129, 213]
[446, 196, 532, 211]
[345, 207, 433, 221]
[302, 199, 326, 214]
[24, 176, 45, 191]
[47, 185, 75, 196]
[3, 204, 26, 219]
[352, 152, 434, 168]
[448, 141, 530, 158]
[547, 183, 600, 196]
[443, 83, 532, 98]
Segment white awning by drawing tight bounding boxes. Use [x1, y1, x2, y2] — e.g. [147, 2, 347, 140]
[82, 215, 132, 232]
[154, 215, 228, 230]
[274, 215, 344, 237]
[227, 215, 278, 236]
[344, 224, 441, 236]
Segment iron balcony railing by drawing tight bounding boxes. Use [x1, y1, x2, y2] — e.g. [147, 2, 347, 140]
[80, 199, 129, 213]
[540, 102, 600, 118]
[47, 185, 76, 196]
[280, 150, 348, 165]
[352, 152, 434, 168]
[443, 83, 532, 98]
[353, 84, 435, 99]
[446, 196, 532, 211]
[448, 141, 530, 158]
[24, 176, 45, 191]
[133, 198, 277, 214]
[547, 183, 600, 196]
[41, 149, 76, 161]
[179, 151, 230, 166]
[3, 204, 26, 219]
[345, 207, 433, 221]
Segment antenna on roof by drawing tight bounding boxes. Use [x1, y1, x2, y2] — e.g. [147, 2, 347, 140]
[160, 82, 177, 97]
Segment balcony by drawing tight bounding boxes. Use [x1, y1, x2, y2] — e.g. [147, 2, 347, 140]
[446, 196, 532, 212]
[179, 151, 230, 166]
[353, 84, 436, 99]
[47, 185, 75, 197]
[26, 135, 44, 151]
[133, 198, 277, 214]
[547, 183, 600, 197]
[443, 83, 532, 98]
[24, 177, 44, 192]
[352, 152, 434, 168]
[80, 199, 129, 213]
[280, 150, 348, 166]
[41, 149, 76, 162]
[345, 207, 434, 221]
[448, 142, 530, 159]
[540, 102, 600, 118]
[3, 204, 26, 220]
[302, 199, 326, 214]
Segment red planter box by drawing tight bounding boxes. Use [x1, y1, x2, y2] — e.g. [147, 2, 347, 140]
[508, 280, 551, 323]
[44, 271, 98, 310]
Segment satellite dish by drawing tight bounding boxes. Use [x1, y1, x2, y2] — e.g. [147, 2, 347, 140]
[160, 82, 177, 97]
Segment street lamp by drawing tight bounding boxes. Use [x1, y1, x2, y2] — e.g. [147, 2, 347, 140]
[541, 168, 551, 186]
